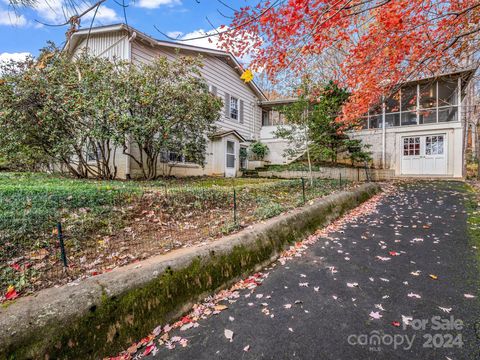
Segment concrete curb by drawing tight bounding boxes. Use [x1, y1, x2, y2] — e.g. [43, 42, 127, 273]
[0, 182, 380, 359]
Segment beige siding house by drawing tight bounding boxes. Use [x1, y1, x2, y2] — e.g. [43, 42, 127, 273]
[67, 23, 474, 179]
[68, 23, 266, 179]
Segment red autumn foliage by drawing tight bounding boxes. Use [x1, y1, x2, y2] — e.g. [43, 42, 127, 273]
[219, 0, 479, 123]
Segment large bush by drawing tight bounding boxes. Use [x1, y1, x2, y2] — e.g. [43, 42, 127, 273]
[0, 45, 223, 180]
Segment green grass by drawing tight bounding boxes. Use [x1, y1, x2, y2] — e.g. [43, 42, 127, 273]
[0, 172, 141, 250]
[0, 172, 344, 296]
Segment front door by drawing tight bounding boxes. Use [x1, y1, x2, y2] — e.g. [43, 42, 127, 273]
[225, 140, 236, 177]
[401, 134, 447, 175]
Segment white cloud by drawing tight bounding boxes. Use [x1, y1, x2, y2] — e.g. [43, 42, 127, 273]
[0, 52, 31, 63]
[166, 30, 183, 39]
[0, 9, 27, 27]
[83, 5, 119, 22]
[34, 0, 118, 24]
[179, 28, 223, 50]
[136, 0, 181, 10]
[178, 27, 258, 64]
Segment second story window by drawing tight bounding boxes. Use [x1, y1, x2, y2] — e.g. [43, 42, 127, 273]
[230, 96, 239, 120]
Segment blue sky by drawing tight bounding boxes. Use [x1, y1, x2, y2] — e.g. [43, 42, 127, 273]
[0, 0, 255, 61]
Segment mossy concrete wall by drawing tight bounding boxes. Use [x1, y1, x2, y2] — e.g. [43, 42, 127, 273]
[0, 183, 380, 359]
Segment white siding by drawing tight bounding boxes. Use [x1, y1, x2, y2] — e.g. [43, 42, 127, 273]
[73, 31, 130, 61]
[130, 41, 263, 141]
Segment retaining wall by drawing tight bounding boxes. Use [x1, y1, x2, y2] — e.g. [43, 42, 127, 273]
[258, 167, 395, 181]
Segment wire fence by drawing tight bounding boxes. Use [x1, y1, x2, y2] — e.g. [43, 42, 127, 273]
[0, 175, 349, 300]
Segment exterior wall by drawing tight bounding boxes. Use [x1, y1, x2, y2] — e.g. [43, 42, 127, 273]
[72, 31, 130, 61]
[350, 121, 463, 177]
[126, 39, 263, 178]
[130, 41, 263, 141]
[72, 30, 264, 178]
[259, 125, 294, 165]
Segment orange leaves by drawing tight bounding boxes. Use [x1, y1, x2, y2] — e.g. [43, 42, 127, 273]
[220, 0, 477, 126]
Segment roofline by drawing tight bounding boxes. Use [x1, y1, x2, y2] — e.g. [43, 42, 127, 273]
[68, 23, 267, 101]
[398, 66, 478, 87]
[259, 98, 298, 107]
[211, 129, 247, 142]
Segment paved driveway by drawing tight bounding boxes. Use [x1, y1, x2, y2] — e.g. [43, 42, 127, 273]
[148, 182, 479, 360]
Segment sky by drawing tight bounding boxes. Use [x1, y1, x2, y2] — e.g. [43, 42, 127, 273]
[0, 0, 257, 62]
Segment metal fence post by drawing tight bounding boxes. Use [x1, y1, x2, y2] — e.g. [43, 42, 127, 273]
[301, 177, 306, 204]
[57, 222, 68, 268]
[233, 188, 237, 225]
[339, 172, 342, 187]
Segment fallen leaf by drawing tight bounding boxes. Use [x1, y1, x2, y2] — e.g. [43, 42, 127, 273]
[369, 311, 382, 320]
[429, 274, 438, 280]
[224, 329, 234, 342]
[391, 321, 401, 327]
[214, 304, 228, 311]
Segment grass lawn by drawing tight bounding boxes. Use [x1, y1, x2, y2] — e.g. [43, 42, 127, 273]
[0, 172, 345, 299]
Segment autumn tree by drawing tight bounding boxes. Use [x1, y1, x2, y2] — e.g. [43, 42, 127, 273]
[218, 0, 479, 123]
[116, 55, 223, 180]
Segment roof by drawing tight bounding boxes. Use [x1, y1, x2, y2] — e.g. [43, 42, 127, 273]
[259, 98, 298, 109]
[67, 23, 267, 101]
[210, 129, 246, 142]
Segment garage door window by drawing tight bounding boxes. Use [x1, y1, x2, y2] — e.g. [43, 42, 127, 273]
[403, 137, 420, 156]
[425, 135, 444, 155]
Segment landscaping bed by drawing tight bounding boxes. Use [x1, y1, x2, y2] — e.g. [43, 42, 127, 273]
[0, 172, 345, 300]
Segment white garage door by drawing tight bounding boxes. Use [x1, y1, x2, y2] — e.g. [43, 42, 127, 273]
[401, 134, 447, 175]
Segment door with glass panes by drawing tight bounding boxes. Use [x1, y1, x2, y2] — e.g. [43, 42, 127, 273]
[225, 140, 236, 177]
[401, 134, 446, 175]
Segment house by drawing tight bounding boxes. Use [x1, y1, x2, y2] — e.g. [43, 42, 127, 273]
[257, 70, 476, 179]
[67, 23, 267, 178]
[350, 69, 475, 178]
[68, 24, 475, 179]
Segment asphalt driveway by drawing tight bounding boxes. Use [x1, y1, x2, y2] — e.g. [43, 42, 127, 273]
[147, 181, 480, 360]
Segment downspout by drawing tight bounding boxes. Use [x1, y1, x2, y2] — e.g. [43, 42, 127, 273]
[125, 31, 137, 180]
[459, 77, 465, 177]
[382, 100, 386, 169]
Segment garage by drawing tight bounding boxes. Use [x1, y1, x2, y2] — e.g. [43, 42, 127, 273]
[401, 134, 447, 175]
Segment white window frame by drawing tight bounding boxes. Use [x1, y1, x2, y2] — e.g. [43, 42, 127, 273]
[230, 96, 239, 120]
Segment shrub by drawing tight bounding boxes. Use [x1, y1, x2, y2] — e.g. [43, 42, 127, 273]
[250, 141, 269, 160]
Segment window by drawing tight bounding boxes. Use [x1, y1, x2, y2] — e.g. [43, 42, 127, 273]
[86, 142, 101, 162]
[262, 110, 270, 126]
[401, 85, 418, 112]
[420, 82, 437, 110]
[403, 137, 420, 156]
[385, 92, 400, 113]
[425, 135, 444, 155]
[230, 96, 239, 120]
[369, 114, 382, 129]
[169, 152, 184, 163]
[162, 151, 193, 164]
[438, 79, 458, 107]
